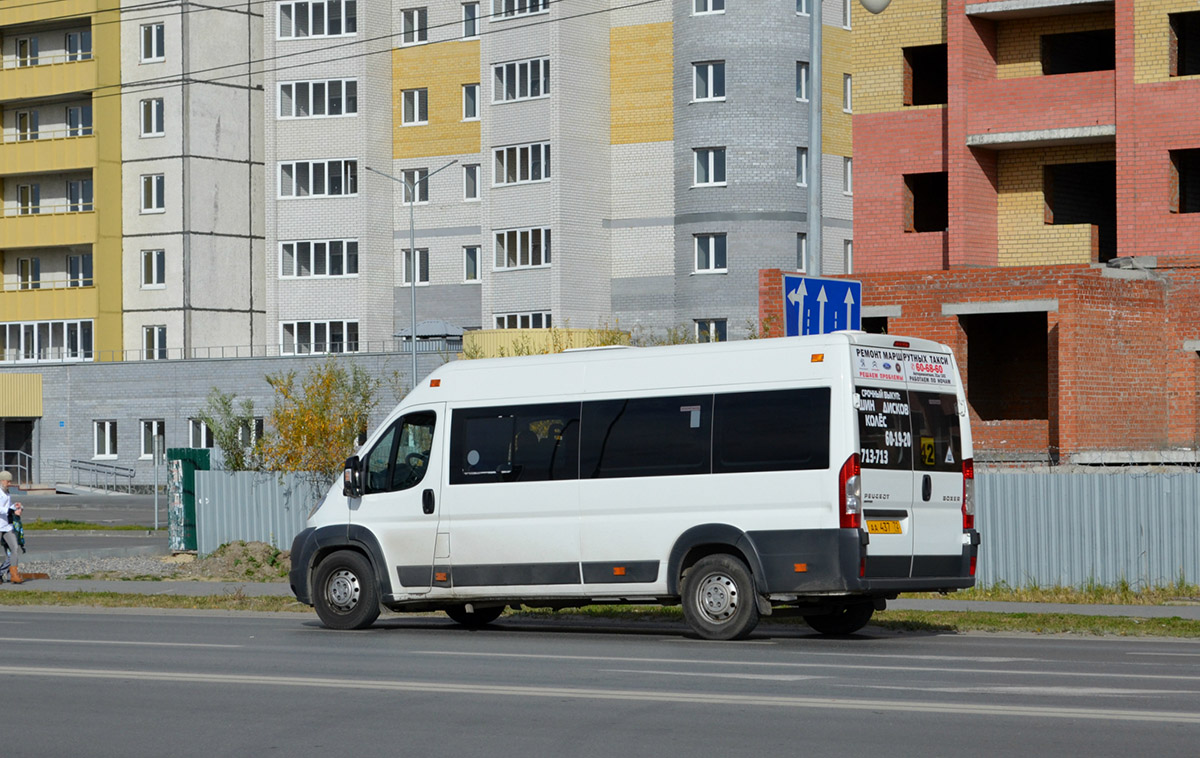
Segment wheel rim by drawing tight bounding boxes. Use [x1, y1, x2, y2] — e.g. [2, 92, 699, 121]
[326, 568, 361, 613]
[695, 571, 740, 624]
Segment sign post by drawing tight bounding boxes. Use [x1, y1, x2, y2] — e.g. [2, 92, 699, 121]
[783, 274, 863, 336]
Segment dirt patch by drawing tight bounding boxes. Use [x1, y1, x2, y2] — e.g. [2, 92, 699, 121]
[169, 541, 291, 582]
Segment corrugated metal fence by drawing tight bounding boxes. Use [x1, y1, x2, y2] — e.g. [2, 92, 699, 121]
[194, 470, 1200, 589]
[195, 471, 328, 557]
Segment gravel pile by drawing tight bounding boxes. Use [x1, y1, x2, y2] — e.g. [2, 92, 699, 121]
[19, 555, 178, 580]
[10, 541, 290, 582]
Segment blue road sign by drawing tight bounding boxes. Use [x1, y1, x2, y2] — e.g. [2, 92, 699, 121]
[783, 274, 862, 336]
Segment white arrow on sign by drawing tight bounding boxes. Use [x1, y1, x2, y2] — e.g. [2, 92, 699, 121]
[787, 278, 807, 307]
[844, 288, 856, 330]
[816, 286, 828, 334]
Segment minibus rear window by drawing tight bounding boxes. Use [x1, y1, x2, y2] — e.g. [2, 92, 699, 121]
[909, 390, 962, 472]
[712, 388, 830, 473]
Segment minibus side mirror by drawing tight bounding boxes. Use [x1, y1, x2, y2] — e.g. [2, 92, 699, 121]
[343, 455, 363, 498]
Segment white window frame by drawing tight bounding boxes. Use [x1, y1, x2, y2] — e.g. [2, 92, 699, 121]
[189, 418, 215, 449]
[463, 83, 480, 120]
[68, 179, 93, 212]
[693, 61, 725, 102]
[143, 325, 167, 360]
[1, 320, 93, 363]
[796, 61, 809, 101]
[140, 97, 164, 137]
[796, 233, 808, 273]
[843, 0, 852, 29]
[492, 57, 550, 104]
[402, 88, 428, 125]
[493, 227, 551, 270]
[277, 159, 359, 198]
[797, 147, 809, 187]
[693, 147, 727, 187]
[277, 0, 358, 40]
[65, 30, 92, 61]
[844, 157, 853, 195]
[142, 249, 165, 288]
[693, 0, 725, 16]
[490, 0, 549, 21]
[141, 419, 165, 460]
[845, 239, 854, 273]
[277, 79, 357, 119]
[463, 245, 481, 282]
[140, 22, 164, 62]
[279, 239, 359, 278]
[463, 164, 480, 200]
[695, 318, 727, 343]
[694, 233, 727, 273]
[280, 320, 360, 355]
[494, 311, 552, 329]
[493, 142, 551, 186]
[463, 3, 480, 38]
[401, 248, 430, 286]
[402, 168, 430, 205]
[18, 257, 40, 290]
[843, 73, 853, 113]
[68, 252, 92, 287]
[94, 420, 118, 459]
[66, 105, 93, 137]
[401, 7, 428, 46]
[796, 0, 809, 16]
[141, 173, 165, 213]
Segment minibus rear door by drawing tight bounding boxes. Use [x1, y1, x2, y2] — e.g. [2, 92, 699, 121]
[854, 371, 916, 578]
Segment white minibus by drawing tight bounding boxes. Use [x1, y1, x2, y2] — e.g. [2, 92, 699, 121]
[290, 333, 980, 640]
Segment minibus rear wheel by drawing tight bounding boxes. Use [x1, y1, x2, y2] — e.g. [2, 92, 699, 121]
[681, 554, 760, 641]
[803, 602, 874, 635]
[313, 551, 381, 630]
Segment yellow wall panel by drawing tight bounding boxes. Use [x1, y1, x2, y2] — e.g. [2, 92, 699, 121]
[610, 22, 673, 145]
[393, 41, 482, 160]
[1135, 0, 1197, 84]
[0, 374, 43, 418]
[824, 27, 853, 157]
[853, 0, 945, 116]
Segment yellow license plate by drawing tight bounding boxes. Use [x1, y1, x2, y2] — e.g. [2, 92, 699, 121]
[867, 520, 902, 534]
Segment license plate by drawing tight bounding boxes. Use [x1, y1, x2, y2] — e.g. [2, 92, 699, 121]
[867, 520, 902, 534]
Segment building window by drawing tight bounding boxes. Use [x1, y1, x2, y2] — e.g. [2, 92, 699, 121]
[66, 105, 93, 136]
[463, 2, 480, 37]
[796, 233, 807, 273]
[238, 418, 265, 448]
[401, 8, 427, 45]
[141, 419, 165, 460]
[68, 253, 93, 287]
[961, 313, 1049, 422]
[1170, 149, 1200, 214]
[94, 420, 118, 459]
[278, 160, 358, 198]
[280, 320, 360, 355]
[402, 168, 430, 204]
[694, 234, 727, 273]
[694, 147, 726, 186]
[190, 418, 215, 449]
[903, 172, 949, 232]
[695, 319, 727, 343]
[796, 0, 809, 15]
[843, 74, 852, 112]
[903, 44, 947, 106]
[693, 61, 725, 101]
[797, 147, 808, 186]
[140, 23, 164, 62]
[16, 111, 38, 141]
[495, 312, 551, 329]
[491, 0, 549, 20]
[494, 227, 551, 270]
[141, 174, 165, 213]
[464, 246, 481, 281]
[68, 179, 93, 212]
[844, 239, 853, 273]
[401, 248, 430, 286]
[142, 249, 166, 287]
[1171, 12, 1200, 77]
[492, 57, 550, 103]
[463, 83, 480, 120]
[17, 184, 39, 215]
[693, 0, 724, 15]
[493, 142, 550, 186]
[796, 61, 809, 101]
[842, 0, 851, 29]
[464, 164, 480, 200]
[402, 88, 428, 125]
[843, 157, 853, 195]
[1, 320, 93, 363]
[1041, 29, 1114, 75]
[278, 0, 357, 39]
[66, 30, 92, 61]
[278, 79, 357, 118]
[143, 325, 167, 360]
[18, 258, 40, 290]
[140, 98, 164, 136]
[280, 239, 359, 278]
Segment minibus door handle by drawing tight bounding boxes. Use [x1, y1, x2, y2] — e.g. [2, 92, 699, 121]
[921, 474, 932, 502]
[422, 488, 435, 515]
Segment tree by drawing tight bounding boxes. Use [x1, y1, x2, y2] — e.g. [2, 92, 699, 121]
[196, 389, 260, 471]
[258, 358, 380, 483]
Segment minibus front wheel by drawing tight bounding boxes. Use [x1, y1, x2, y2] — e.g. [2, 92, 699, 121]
[313, 550, 382, 630]
[680, 554, 760, 641]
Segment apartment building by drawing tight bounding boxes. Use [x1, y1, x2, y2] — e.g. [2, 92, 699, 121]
[762, 0, 1200, 462]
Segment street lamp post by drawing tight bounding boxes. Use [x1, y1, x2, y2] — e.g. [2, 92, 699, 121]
[366, 160, 458, 387]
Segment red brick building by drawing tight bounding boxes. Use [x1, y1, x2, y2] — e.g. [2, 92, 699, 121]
[762, 1, 1200, 463]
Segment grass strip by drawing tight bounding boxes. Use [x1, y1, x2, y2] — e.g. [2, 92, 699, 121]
[0, 590, 310, 613]
[908, 579, 1200, 607]
[22, 520, 165, 532]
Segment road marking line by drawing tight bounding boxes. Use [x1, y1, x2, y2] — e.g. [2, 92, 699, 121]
[6, 638, 241, 649]
[7, 665, 1200, 725]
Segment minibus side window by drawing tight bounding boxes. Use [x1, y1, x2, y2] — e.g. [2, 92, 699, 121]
[363, 411, 436, 494]
[908, 391, 961, 472]
[856, 385, 911, 470]
[450, 402, 581, 484]
[713, 388, 830, 473]
[580, 395, 712, 479]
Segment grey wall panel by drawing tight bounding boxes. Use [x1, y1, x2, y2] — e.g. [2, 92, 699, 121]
[195, 471, 325, 556]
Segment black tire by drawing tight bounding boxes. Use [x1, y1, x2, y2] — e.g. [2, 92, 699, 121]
[444, 604, 505, 628]
[804, 602, 874, 635]
[680, 554, 760, 641]
[312, 551, 381, 630]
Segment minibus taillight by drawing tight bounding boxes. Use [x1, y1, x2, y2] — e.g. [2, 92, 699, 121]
[962, 457, 975, 530]
[839, 453, 862, 530]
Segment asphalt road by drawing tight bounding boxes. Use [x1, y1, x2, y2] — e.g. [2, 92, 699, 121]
[3, 608, 1197, 757]
[13, 491, 164, 528]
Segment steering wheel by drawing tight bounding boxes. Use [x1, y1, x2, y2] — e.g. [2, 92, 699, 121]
[406, 452, 428, 469]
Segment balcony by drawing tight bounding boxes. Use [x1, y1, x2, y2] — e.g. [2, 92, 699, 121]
[0, 285, 98, 324]
[0, 206, 96, 247]
[965, 0, 1113, 20]
[0, 130, 96, 176]
[0, 55, 97, 103]
[967, 70, 1115, 149]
